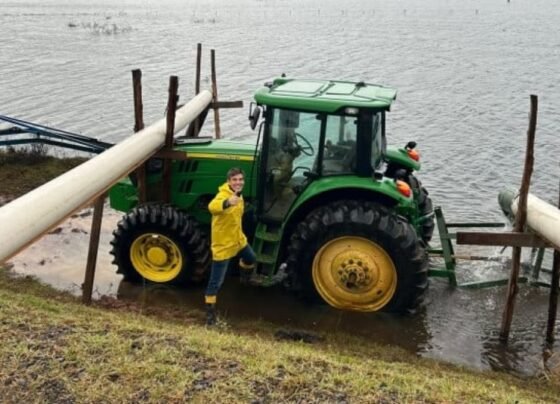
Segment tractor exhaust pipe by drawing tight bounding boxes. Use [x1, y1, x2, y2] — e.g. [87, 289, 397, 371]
[498, 188, 560, 249]
[0, 90, 213, 263]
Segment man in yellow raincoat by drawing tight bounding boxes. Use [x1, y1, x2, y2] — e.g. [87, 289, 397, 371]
[205, 167, 256, 325]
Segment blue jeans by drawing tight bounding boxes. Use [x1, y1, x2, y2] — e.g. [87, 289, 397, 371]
[205, 244, 256, 300]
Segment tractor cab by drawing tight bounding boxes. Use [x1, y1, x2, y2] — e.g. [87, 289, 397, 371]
[253, 78, 396, 222]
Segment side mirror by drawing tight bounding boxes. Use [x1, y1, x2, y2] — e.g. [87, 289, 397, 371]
[248, 103, 261, 130]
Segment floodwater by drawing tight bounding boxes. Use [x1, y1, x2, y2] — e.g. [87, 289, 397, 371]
[1, 0, 560, 376]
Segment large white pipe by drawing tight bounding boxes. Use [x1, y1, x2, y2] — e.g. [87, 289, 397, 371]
[0, 90, 213, 263]
[500, 190, 560, 249]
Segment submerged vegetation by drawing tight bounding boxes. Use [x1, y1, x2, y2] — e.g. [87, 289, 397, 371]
[0, 147, 87, 200]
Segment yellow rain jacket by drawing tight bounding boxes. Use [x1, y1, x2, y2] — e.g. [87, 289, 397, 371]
[208, 182, 248, 261]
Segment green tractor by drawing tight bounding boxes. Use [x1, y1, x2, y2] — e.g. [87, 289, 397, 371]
[109, 77, 434, 313]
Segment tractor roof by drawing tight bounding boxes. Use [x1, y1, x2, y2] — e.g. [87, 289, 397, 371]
[254, 78, 397, 113]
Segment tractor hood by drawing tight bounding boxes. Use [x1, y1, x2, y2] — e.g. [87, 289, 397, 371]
[176, 138, 258, 162]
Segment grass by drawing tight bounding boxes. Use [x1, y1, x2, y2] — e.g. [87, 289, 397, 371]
[1, 146, 560, 402]
[0, 147, 87, 198]
[0, 268, 559, 403]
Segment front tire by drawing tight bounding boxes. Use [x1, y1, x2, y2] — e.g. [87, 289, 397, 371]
[286, 200, 428, 313]
[110, 204, 210, 285]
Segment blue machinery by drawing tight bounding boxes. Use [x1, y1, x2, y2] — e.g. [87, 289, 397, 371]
[0, 114, 112, 154]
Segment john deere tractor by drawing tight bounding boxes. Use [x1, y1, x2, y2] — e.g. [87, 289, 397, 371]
[109, 77, 434, 313]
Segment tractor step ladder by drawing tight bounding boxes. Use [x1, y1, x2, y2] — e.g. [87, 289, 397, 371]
[250, 222, 285, 286]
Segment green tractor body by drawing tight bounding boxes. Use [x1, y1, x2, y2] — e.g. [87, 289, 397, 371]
[109, 78, 433, 313]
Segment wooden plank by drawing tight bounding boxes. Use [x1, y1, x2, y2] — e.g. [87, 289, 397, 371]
[446, 222, 505, 228]
[153, 150, 188, 160]
[210, 49, 221, 139]
[162, 76, 179, 203]
[501, 94, 538, 342]
[82, 194, 106, 305]
[132, 69, 147, 204]
[193, 43, 202, 137]
[546, 181, 560, 344]
[210, 101, 243, 109]
[456, 231, 547, 248]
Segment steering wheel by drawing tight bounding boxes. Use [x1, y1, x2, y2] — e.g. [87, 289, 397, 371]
[294, 133, 314, 156]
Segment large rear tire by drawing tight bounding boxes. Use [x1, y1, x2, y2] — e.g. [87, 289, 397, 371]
[286, 200, 428, 313]
[110, 204, 210, 285]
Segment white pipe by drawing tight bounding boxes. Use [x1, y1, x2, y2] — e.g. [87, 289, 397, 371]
[0, 90, 213, 263]
[510, 193, 560, 249]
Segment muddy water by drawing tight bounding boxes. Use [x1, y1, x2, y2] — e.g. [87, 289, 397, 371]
[1, 0, 560, 376]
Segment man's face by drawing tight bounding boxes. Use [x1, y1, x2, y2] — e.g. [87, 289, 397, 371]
[228, 173, 244, 193]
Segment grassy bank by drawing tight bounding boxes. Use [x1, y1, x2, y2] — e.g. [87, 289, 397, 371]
[0, 269, 559, 403]
[1, 147, 560, 402]
[0, 148, 87, 198]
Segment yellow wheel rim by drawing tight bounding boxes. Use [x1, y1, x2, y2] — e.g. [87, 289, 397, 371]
[312, 236, 397, 312]
[130, 233, 183, 283]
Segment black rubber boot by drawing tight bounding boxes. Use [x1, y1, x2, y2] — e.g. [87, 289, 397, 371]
[239, 269, 252, 285]
[206, 304, 217, 326]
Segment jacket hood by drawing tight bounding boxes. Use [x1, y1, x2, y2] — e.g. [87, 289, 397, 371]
[218, 182, 234, 195]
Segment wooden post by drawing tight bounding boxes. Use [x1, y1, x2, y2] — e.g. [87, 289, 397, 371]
[546, 178, 560, 344]
[82, 194, 106, 305]
[193, 43, 202, 137]
[132, 69, 147, 203]
[500, 95, 538, 342]
[210, 49, 221, 139]
[162, 76, 179, 203]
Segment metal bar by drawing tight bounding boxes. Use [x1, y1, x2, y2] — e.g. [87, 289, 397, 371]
[533, 280, 554, 289]
[0, 90, 213, 264]
[0, 130, 109, 151]
[0, 128, 25, 135]
[132, 69, 147, 204]
[0, 127, 110, 152]
[459, 277, 528, 289]
[500, 94, 537, 342]
[456, 231, 547, 248]
[430, 253, 505, 262]
[82, 194, 105, 305]
[0, 114, 112, 144]
[162, 76, 179, 203]
[210, 49, 221, 139]
[435, 207, 457, 286]
[0, 138, 104, 154]
[428, 269, 455, 278]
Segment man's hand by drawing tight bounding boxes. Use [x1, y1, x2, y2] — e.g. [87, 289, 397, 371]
[227, 195, 241, 206]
